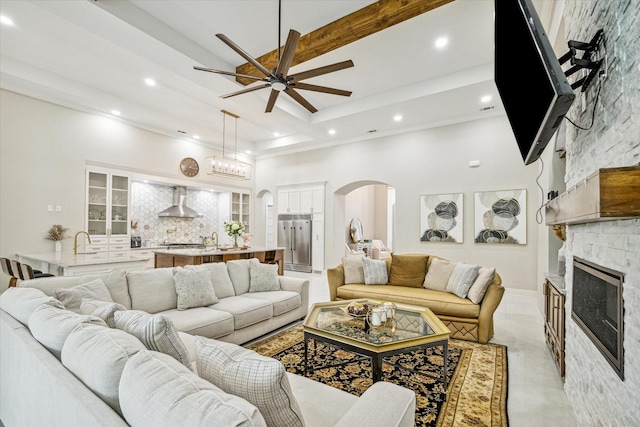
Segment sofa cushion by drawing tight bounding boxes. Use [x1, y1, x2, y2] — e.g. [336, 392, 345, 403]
[362, 257, 388, 285]
[249, 258, 280, 292]
[160, 307, 234, 339]
[28, 305, 107, 359]
[173, 267, 219, 310]
[342, 254, 365, 284]
[0, 287, 64, 326]
[79, 298, 127, 328]
[423, 258, 456, 292]
[388, 254, 429, 288]
[127, 267, 177, 313]
[114, 310, 191, 368]
[210, 296, 273, 329]
[185, 263, 236, 298]
[195, 337, 305, 427]
[61, 323, 147, 416]
[243, 291, 301, 317]
[119, 350, 266, 427]
[226, 259, 251, 295]
[447, 263, 480, 298]
[19, 269, 131, 309]
[54, 279, 113, 313]
[467, 266, 496, 304]
[336, 285, 480, 318]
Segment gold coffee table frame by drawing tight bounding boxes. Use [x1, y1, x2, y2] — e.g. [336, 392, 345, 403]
[303, 299, 451, 392]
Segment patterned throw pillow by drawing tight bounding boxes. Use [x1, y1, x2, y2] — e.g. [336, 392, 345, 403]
[446, 263, 480, 298]
[342, 254, 365, 284]
[79, 298, 127, 328]
[388, 254, 428, 287]
[54, 279, 113, 313]
[114, 310, 191, 368]
[248, 258, 280, 292]
[467, 266, 496, 304]
[173, 267, 218, 310]
[362, 257, 388, 285]
[195, 336, 305, 427]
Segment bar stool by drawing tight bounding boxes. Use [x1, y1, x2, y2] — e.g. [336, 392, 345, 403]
[0, 258, 18, 288]
[20, 262, 55, 280]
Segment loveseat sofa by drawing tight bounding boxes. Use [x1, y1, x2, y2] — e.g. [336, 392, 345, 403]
[0, 259, 416, 426]
[327, 253, 504, 344]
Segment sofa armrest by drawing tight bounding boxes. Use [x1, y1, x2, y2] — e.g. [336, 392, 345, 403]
[334, 381, 416, 427]
[477, 282, 505, 344]
[326, 265, 345, 301]
[279, 276, 310, 315]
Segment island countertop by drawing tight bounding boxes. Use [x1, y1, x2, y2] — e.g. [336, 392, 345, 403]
[153, 247, 285, 274]
[17, 252, 151, 277]
[153, 246, 285, 257]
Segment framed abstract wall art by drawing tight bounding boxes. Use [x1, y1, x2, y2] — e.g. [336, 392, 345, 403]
[420, 193, 463, 243]
[474, 189, 527, 244]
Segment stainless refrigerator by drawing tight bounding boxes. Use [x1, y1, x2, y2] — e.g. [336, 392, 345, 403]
[277, 214, 312, 273]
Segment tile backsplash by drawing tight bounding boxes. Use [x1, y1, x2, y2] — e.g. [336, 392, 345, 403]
[130, 182, 220, 245]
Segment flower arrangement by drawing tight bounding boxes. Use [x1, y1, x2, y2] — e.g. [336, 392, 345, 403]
[45, 224, 70, 241]
[223, 220, 246, 237]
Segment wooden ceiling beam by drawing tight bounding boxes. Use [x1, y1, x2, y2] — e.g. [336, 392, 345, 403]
[235, 0, 453, 85]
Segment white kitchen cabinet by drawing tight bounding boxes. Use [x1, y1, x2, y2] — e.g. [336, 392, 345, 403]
[86, 168, 130, 253]
[278, 185, 324, 214]
[222, 191, 251, 234]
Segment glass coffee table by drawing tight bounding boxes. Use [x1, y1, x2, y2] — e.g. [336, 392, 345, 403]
[303, 299, 451, 391]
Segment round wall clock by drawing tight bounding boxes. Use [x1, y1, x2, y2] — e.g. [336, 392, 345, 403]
[179, 157, 199, 177]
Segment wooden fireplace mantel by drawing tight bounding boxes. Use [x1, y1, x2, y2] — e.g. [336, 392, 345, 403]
[545, 166, 640, 225]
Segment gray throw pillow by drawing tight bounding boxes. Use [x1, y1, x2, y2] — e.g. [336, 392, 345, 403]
[248, 259, 280, 292]
[54, 279, 113, 313]
[114, 310, 191, 368]
[446, 263, 480, 298]
[362, 257, 388, 285]
[173, 267, 218, 310]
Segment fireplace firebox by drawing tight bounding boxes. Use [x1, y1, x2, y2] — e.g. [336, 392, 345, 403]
[571, 257, 624, 379]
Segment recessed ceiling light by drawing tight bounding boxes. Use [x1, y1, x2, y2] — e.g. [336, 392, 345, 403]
[193, 135, 200, 140]
[111, 110, 121, 116]
[144, 78, 156, 86]
[435, 37, 448, 49]
[393, 115, 402, 122]
[273, 132, 280, 137]
[245, 150, 252, 155]
[0, 15, 15, 26]
[328, 129, 336, 135]
[481, 95, 492, 103]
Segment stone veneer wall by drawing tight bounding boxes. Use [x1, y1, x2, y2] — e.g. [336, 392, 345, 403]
[561, 0, 640, 424]
[130, 182, 219, 245]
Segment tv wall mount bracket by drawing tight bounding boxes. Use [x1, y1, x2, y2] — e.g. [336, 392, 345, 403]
[559, 29, 605, 92]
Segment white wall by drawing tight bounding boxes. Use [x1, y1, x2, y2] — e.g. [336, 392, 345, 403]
[0, 90, 253, 290]
[255, 115, 545, 291]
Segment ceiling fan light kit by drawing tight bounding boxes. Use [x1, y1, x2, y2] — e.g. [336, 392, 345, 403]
[205, 110, 252, 180]
[194, 0, 353, 113]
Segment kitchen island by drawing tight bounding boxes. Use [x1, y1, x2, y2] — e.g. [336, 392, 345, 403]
[154, 247, 285, 275]
[16, 252, 151, 277]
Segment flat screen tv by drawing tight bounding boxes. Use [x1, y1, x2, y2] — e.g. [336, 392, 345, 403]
[494, 0, 575, 165]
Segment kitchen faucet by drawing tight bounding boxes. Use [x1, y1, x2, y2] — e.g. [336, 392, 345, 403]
[210, 231, 218, 249]
[73, 231, 92, 255]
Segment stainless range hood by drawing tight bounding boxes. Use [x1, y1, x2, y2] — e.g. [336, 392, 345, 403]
[158, 186, 203, 218]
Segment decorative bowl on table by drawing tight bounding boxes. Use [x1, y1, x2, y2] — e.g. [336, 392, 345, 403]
[340, 301, 372, 317]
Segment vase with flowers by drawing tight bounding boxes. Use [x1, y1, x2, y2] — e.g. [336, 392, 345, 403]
[223, 220, 246, 248]
[45, 224, 70, 252]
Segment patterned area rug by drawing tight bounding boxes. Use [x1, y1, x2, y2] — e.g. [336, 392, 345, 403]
[248, 324, 508, 427]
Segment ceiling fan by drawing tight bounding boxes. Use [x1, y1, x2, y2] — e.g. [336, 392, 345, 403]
[194, 0, 354, 113]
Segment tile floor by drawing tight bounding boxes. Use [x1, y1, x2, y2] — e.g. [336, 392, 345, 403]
[283, 270, 578, 427]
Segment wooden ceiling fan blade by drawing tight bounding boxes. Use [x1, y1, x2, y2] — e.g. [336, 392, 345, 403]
[193, 66, 267, 81]
[284, 88, 318, 113]
[265, 90, 280, 113]
[220, 83, 271, 99]
[292, 82, 352, 97]
[275, 29, 300, 77]
[216, 34, 274, 78]
[288, 60, 354, 82]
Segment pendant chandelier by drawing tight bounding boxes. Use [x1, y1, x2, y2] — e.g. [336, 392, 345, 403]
[205, 110, 252, 180]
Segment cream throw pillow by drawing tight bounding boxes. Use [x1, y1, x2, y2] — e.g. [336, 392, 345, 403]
[195, 336, 305, 427]
[362, 257, 388, 285]
[173, 267, 218, 310]
[342, 254, 365, 284]
[446, 263, 480, 298]
[54, 279, 113, 313]
[114, 310, 191, 368]
[79, 298, 127, 328]
[467, 266, 496, 304]
[248, 258, 280, 292]
[423, 258, 457, 292]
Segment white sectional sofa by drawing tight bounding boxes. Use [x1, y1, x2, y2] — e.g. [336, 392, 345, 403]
[0, 259, 416, 427]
